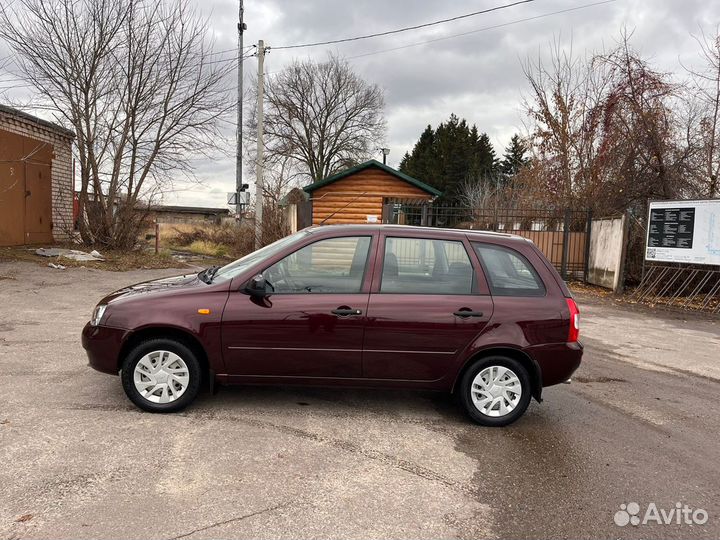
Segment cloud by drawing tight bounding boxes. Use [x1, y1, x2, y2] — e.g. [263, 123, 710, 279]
[3, 0, 719, 207]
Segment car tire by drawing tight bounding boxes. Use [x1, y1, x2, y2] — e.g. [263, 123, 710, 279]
[120, 338, 202, 413]
[459, 355, 532, 427]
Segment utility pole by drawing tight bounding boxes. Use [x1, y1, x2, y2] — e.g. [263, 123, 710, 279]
[254, 39, 266, 249]
[235, 0, 246, 220]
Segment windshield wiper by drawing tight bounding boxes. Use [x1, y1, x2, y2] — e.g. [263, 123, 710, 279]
[198, 265, 220, 284]
[207, 265, 221, 283]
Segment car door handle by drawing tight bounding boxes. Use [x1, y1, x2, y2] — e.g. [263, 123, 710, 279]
[332, 308, 363, 316]
[453, 310, 484, 318]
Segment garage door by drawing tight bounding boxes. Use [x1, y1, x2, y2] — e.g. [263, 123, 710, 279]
[0, 129, 54, 246]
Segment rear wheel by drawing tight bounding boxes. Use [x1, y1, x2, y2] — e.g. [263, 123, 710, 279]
[121, 338, 201, 413]
[459, 356, 532, 427]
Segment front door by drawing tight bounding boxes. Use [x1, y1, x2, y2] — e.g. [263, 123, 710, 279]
[363, 235, 494, 381]
[222, 235, 374, 378]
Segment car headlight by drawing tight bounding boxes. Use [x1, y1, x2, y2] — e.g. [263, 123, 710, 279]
[90, 304, 108, 326]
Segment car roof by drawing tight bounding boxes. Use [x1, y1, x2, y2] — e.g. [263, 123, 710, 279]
[305, 224, 530, 243]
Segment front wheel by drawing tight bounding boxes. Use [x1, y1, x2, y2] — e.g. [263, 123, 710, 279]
[459, 356, 532, 427]
[121, 338, 201, 413]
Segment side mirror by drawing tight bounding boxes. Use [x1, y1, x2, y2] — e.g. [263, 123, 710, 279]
[245, 274, 268, 297]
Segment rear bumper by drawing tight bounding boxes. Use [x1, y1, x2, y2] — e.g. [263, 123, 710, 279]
[81, 322, 125, 375]
[529, 341, 583, 387]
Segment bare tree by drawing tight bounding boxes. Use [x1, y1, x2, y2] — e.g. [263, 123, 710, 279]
[685, 26, 720, 198]
[260, 156, 304, 208]
[521, 38, 610, 207]
[594, 33, 687, 207]
[521, 32, 688, 215]
[0, 0, 232, 248]
[457, 176, 494, 213]
[251, 54, 386, 182]
[521, 31, 693, 283]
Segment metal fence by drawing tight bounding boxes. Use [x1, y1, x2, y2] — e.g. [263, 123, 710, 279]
[382, 202, 592, 280]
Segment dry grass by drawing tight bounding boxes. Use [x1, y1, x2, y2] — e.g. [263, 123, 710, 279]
[1, 221, 262, 273]
[186, 240, 229, 258]
[160, 222, 254, 259]
[0, 244, 185, 272]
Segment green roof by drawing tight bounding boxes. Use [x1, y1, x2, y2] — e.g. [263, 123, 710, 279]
[302, 159, 441, 197]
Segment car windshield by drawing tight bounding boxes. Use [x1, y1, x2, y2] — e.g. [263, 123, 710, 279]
[210, 230, 311, 283]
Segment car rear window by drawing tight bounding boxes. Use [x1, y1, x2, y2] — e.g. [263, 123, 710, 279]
[381, 237, 474, 294]
[473, 243, 545, 297]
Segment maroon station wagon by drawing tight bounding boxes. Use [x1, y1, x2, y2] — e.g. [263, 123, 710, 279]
[82, 225, 582, 426]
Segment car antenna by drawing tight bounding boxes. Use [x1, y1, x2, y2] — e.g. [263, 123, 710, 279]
[319, 192, 368, 226]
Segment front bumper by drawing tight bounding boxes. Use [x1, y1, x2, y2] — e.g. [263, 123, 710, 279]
[81, 322, 126, 375]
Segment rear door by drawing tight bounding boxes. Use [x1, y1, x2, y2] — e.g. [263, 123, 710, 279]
[362, 232, 494, 381]
[471, 240, 568, 346]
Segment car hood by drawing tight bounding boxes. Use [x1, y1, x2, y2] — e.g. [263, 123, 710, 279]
[101, 273, 201, 305]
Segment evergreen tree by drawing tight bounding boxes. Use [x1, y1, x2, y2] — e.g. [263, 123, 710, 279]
[400, 125, 438, 184]
[399, 114, 499, 201]
[475, 132, 498, 179]
[500, 134, 530, 178]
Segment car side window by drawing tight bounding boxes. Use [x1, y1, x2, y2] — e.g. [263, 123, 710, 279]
[473, 243, 546, 297]
[380, 237, 474, 294]
[264, 236, 371, 294]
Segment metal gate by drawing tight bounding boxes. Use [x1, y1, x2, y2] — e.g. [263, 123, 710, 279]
[382, 202, 592, 280]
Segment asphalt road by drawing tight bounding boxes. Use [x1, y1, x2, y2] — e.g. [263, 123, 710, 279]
[0, 261, 718, 539]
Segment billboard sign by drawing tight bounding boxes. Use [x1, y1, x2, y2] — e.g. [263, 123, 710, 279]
[645, 199, 720, 265]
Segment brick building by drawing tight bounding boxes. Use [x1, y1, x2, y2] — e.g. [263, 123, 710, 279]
[0, 105, 75, 246]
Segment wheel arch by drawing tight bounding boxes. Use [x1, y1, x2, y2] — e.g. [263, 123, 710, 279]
[452, 347, 543, 402]
[119, 326, 210, 382]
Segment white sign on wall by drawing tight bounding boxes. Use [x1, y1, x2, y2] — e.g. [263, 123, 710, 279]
[645, 199, 720, 266]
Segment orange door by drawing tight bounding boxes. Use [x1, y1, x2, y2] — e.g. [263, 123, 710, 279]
[0, 130, 26, 246]
[0, 162, 26, 246]
[24, 161, 53, 243]
[22, 138, 54, 244]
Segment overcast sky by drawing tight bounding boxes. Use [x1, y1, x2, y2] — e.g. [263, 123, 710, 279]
[2, 0, 719, 208]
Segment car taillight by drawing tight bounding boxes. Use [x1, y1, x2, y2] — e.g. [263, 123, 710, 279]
[566, 298, 580, 342]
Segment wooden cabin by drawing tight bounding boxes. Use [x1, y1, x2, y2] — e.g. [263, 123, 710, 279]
[302, 160, 440, 225]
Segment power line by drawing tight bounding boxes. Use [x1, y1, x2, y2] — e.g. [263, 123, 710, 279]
[206, 44, 256, 58]
[204, 51, 256, 66]
[346, 0, 617, 60]
[259, 0, 615, 77]
[269, 0, 535, 51]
